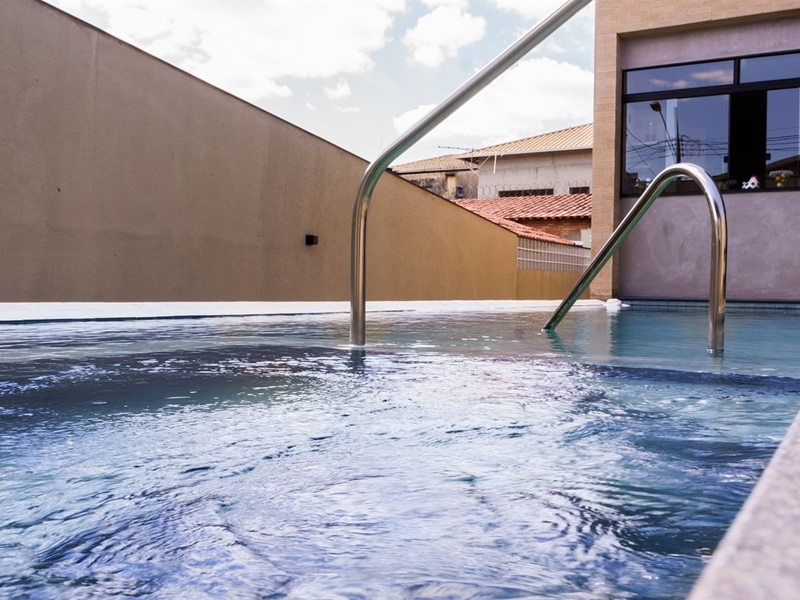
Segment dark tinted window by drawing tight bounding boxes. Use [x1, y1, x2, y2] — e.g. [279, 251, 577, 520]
[765, 87, 800, 189]
[626, 61, 734, 94]
[741, 52, 800, 83]
[624, 95, 729, 195]
[498, 189, 554, 197]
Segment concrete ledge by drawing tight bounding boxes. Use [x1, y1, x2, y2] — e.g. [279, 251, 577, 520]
[689, 408, 800, 599]
[0, 300, 606, 324]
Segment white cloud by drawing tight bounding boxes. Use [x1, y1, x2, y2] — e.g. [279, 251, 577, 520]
[403, 6, 485, 68]
[490, 0, 595, 35]
[489, 0, 567, 21]
[421, 0, 467, 7]
[46, 0, 405, 102]
[392, 57, 592, 144]
[305, 102, 316, 111]
[324, 80, 352, 100]
[337, 106, 362, 114]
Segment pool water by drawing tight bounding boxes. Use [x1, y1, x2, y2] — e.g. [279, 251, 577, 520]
[1, 307, 798, 599]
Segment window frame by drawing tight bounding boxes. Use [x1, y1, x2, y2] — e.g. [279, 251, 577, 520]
[622, 50, 800, 196]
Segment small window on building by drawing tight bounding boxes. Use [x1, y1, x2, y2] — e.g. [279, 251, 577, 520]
[741, 51, 800, 84]
[423, 185, 434, 192]
[569, 186, 590, 194]
[625, 60, 734, 95]
[499, 188, 554, 197]
[455, 186, 465, 199]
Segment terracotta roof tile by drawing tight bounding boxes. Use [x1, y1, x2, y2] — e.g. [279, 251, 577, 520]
[453, 199, 580, 245]
[462, 123, 592, 158]
[456, 194, 592, 220]
[390, 154, 472, 174]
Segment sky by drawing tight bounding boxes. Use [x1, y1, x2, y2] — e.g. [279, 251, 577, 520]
[44, 0, 595, 164]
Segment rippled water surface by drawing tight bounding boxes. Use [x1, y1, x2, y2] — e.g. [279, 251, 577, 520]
[1, 307, 799, 599]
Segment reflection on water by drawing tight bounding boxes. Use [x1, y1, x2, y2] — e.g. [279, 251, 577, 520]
[0, 308, 799, 599]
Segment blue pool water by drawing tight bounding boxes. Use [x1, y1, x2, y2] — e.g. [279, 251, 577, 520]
[1, 306, 798, 599]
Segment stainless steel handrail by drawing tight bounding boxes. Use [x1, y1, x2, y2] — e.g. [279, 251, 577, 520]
[349, 0, 594, 347]
[542, 163, 728, 355]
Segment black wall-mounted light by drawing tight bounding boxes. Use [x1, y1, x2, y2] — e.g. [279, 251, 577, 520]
[305, 234, 319, 246]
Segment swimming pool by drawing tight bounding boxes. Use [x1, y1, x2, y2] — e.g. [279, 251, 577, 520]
[1, 305, 798, 598]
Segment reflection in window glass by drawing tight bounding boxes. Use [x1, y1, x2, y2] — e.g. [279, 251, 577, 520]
[766, 88, 800, 189]
[624, 95, 729, 195]
[625, 61, 734, 95]
[741, 52, 800, 84]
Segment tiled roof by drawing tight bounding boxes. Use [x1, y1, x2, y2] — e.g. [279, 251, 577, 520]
[462, 123, 593, 158]
[453, 199, 579, 245]
[456, 194, 592, 220]
[390, 154, 472, 174]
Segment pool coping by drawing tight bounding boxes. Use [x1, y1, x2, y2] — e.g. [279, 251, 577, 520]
[0, 300, 606, 324]
[688, 406, 800, 600]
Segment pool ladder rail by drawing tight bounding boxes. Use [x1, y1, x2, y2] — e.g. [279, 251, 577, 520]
[347, 0, 728, 355]
[542, 163, 728, 356]
[349, 0, 593, 347]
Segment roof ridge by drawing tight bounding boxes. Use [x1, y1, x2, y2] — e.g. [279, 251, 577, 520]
[460, 123, 593, 158]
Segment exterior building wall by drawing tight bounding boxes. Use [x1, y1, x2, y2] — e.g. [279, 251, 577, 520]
[515, 218, 591, 243]
[0, 0, 523, 303]
[476, 150, 592, 198]
[397, 170, 478, 200]
[619, 193, 800, 301]
[516, 269, 590, 301]
[592, 0, 800, 300]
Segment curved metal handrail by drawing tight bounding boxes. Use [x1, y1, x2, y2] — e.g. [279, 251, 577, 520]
[542, 163, 728, 355]
[349, 0, 593, 347]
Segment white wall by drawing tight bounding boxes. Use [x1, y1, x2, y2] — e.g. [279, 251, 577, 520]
[477, 149, 592, 197]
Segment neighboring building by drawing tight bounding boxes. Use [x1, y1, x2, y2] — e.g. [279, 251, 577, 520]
[389, 154, 477, 200]
[452, 198, 592, 281]
[463, 123, 593, 198]
[593, 0, 800, 301]
[455, 194, 592, 245]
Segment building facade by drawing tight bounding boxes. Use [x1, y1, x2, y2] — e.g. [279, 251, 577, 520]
[455, 194, 592, 245]
[593, 0, 800, 301]
[389, 154, 477, 200]
[466, 124, 593, 198]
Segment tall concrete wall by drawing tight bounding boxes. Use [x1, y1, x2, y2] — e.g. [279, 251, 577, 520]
[0, 0, 523, 302]
[592, 0, 800, 300]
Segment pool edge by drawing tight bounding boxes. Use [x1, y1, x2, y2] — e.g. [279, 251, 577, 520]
[0, 300, 606, 324]
[688, 406, 800, 600]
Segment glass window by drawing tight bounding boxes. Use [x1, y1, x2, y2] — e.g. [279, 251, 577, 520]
[624, 95, 729, 195]
[741, 52, 800, 84]
[625, 61, 734, 95]
[765, 87, 800, 189]
[499, 189, 554, 197]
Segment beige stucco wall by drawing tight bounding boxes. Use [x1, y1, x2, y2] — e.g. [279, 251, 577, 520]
[0, 0, 526, 303]
[592, 0, 800, 300]
[476, 150, 592, 198]
[516, 269, 588, 301]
